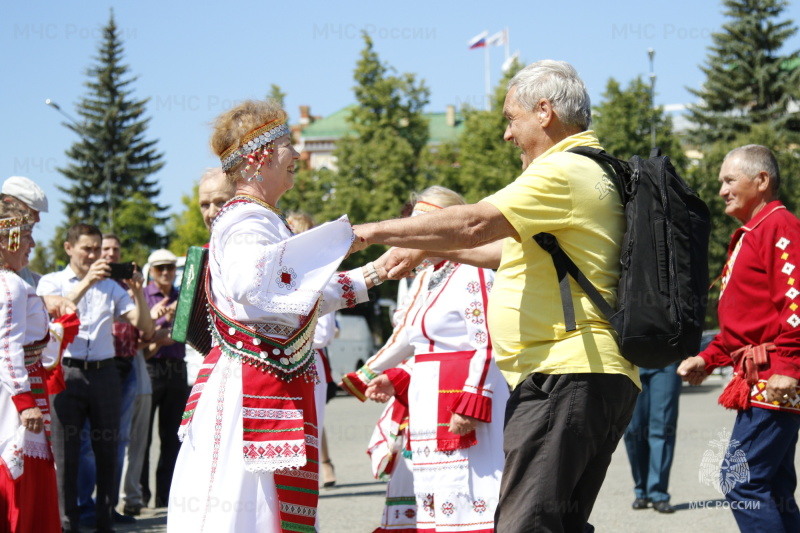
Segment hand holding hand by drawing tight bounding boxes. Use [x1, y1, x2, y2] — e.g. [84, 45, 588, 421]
[365, 374, 395, 403]
[449, 413, 478, 435]
[349, 225, 370, 257]
[385, 248, 426, 280]
[20, 407, 44, 434]
[677, 355, 708, 386]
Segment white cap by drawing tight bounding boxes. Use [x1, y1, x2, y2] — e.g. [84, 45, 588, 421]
[147, 249, 178, 266]
[2, 176, 49, 213]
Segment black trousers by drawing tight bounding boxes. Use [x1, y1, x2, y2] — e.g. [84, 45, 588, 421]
[51, 364, 121, 533]
[494, 372, 638, 533]
[140, 357, 188, 507]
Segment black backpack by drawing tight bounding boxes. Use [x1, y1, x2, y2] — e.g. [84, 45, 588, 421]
[534, 147, 711, 369]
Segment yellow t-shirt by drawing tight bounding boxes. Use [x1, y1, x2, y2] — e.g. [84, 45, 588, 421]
[482, 130, 640, 389]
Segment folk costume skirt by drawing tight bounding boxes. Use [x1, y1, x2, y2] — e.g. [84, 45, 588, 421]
[169, 349, 319, 533]
[408, 353, 507, 533]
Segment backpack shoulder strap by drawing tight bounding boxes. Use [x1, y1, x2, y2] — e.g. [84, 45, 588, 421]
[567, 147, 630, 204]
[533, 232, 616, 331]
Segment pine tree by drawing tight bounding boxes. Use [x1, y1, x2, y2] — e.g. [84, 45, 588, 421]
[593, 76, 687, 173]
[57, 10, 166, 254]
[687, 0, 800, 145]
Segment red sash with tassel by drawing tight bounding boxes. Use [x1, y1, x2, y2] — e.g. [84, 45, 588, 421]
[718, 343, 775, 410]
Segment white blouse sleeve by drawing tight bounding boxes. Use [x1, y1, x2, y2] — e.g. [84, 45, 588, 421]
[0, 274, 33, 411]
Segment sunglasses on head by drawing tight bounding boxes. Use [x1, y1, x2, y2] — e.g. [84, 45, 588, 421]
[153, 264, 176, 272]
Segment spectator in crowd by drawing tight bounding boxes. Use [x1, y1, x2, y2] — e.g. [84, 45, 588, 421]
[37, 223, 153, 533]
[1, 176, 48, 287]
[351, 60, 639, 532]
[74, 234, 144, 526]
[678, 145, 800, 532]
[140, 249, 185, 508]
[198, 167, 236, 231]
[624, 365, 682, 513]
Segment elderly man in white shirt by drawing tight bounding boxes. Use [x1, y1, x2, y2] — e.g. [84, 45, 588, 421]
[37, 223, 153, 533]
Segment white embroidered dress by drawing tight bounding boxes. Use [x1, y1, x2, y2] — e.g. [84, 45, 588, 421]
[378, 263, 507, 533]
[0, 270, 50, 472]
[167, 202, 369, 533]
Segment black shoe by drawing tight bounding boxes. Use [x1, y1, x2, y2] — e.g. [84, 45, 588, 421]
[631, 498, 650, 510]
[122, 503, 142, 517]
[653, 500, 675, 514]
[113, 510, 136, 524]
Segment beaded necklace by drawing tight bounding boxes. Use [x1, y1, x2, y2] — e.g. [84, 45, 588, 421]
[231, 194, 293, 233]
[427, 260, 457, 291]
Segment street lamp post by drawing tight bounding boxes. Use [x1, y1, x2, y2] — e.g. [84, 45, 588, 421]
[648, 49, 657, 151]
[45, 99, 113, 231]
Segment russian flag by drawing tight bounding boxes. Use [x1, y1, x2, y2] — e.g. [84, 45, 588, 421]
[468, 31, 488, 49]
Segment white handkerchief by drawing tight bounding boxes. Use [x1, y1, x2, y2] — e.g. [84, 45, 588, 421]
[247, 215, 354, 315]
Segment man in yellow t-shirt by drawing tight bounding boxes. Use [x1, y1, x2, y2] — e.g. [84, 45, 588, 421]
[353, 60, 639, 532]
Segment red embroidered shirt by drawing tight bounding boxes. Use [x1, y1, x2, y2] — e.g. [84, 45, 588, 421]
[701, 201, 800, 380]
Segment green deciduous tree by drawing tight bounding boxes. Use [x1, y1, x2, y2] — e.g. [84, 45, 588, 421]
[55, 10, 167, 264]
[687, 0, 800, 145]
[283, 32, 430, 252]
[168, 184, 209, 257]
[419, 59, 524, 203]
[593, 76, 687, 172]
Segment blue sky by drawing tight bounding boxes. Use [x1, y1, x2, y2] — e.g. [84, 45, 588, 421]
[3, 0, 800, 250]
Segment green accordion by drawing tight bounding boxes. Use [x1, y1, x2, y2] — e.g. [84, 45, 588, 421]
[171, 246, 211, 355]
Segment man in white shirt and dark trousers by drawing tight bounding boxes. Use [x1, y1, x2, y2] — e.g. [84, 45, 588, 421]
[37, 224, 153, 533]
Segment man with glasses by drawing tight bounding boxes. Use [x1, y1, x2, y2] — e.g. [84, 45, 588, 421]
[139, 249, 187, 508]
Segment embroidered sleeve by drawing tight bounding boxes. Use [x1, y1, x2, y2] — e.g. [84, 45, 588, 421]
[0, 274, 33, 411]
[340, 322, 414, 402]
[450, 267, 495, 422]
[319, 268, 369, 316]
[766, 224, 800, 379]
[339, 276, 425, 401]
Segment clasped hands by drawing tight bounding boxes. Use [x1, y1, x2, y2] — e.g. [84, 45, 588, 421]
[365, 374, 478, 435]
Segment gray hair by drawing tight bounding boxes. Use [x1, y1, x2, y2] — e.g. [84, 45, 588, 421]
[508, 60, 592, 130]
[412, 186, 466, 209]
[724, 144, 781, 193]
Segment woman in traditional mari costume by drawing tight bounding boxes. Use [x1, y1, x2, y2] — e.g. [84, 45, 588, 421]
[286, 211, 339, 488]
[343, 186, 508, 533]
[0, 198, 59, 533]
[167, 100, 387, 533]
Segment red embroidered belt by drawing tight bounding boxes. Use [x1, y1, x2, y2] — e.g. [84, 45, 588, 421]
[23, 334, 49, 367]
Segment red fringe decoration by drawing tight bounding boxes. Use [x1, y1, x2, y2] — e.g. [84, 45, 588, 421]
[718, 374, 751, 411]
[450, 391, 492, 423]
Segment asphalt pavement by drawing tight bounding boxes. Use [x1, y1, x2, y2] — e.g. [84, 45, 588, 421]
[116, 373, 795, 532]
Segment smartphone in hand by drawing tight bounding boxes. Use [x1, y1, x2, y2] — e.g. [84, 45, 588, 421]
[108, 262, 135, 280]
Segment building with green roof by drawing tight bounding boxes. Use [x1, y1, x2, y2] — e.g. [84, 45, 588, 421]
[297, 105, 464, 170]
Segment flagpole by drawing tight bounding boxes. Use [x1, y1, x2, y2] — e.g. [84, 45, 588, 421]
[485, 45, 491, 110]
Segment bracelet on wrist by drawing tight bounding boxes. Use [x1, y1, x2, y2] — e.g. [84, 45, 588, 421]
[365, 262, 384, 286]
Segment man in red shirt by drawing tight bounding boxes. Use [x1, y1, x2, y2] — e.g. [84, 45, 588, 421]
[679, 145, 800, 532]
